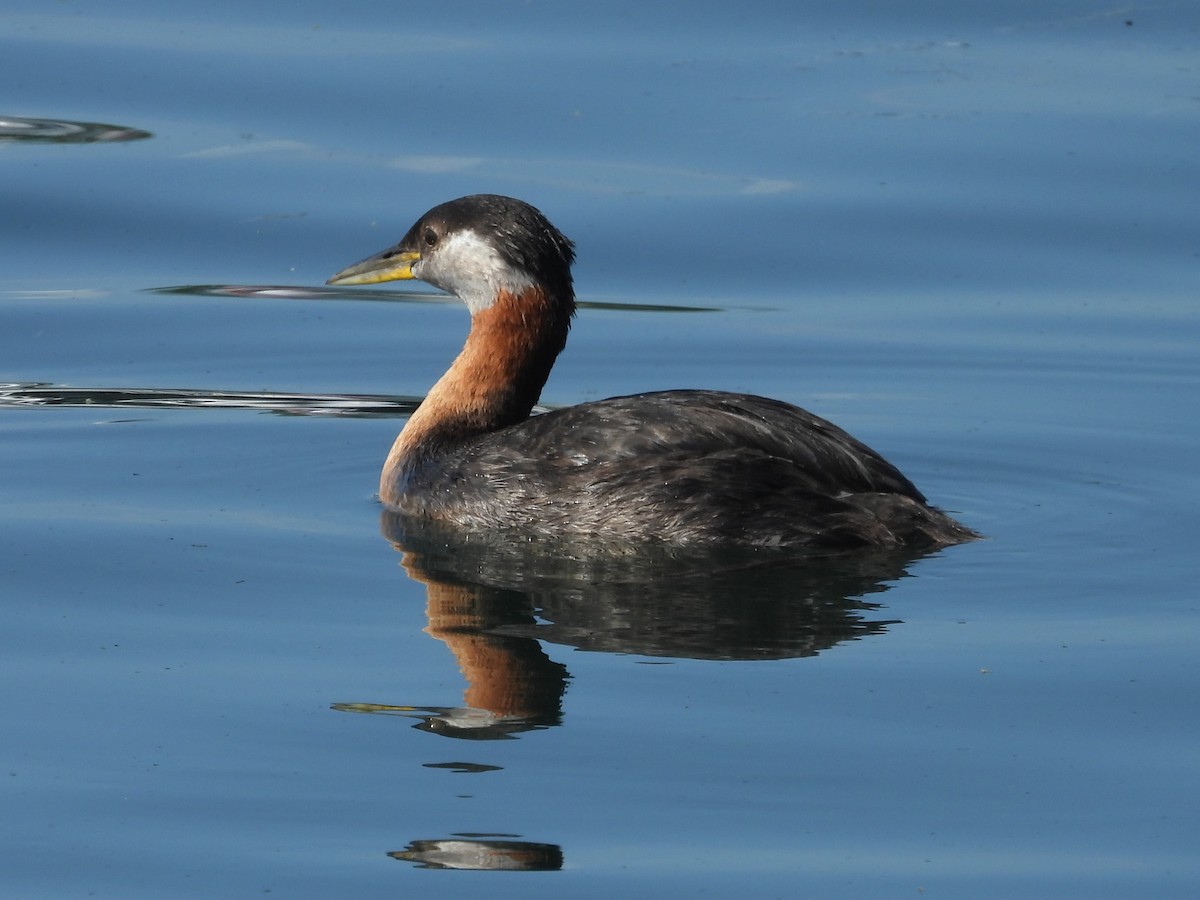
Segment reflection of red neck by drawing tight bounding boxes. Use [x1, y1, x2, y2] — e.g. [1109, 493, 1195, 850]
[416, 573, 561, 720]
[381, 285, 572, 506]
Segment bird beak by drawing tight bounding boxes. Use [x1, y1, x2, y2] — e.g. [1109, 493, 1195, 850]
[326, 249, 421, 286]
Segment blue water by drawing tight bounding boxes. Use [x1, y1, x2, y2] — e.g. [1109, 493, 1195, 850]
[3, 2, 1199, 897]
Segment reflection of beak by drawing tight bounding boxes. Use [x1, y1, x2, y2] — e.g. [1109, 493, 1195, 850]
[326, 248, 421, 285]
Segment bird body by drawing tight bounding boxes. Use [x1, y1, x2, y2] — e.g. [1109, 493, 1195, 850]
[328, 194, 976, 549]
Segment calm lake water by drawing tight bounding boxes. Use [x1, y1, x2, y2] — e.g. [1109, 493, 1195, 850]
[3, 2, 1199, 897]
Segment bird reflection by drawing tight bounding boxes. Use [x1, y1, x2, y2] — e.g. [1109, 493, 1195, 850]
[388, 837, 563, 871]
[334, 511, 939, 742]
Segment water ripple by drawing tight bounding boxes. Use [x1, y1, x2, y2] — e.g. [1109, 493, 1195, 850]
[0, 115, 152, 144]
[0, 382, 418, 418]
[150, 283, 719, 313]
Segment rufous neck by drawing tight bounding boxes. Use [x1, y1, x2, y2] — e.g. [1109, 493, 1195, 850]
[384, 284, 572, 478]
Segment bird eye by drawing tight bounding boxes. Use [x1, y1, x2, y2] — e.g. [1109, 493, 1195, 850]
[422, 228, 438, 248]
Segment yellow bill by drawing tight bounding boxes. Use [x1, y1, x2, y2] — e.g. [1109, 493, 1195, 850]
[326, 249, 421, 285]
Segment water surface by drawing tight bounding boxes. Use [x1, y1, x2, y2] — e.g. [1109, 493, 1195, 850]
[2, 2, 1198, 897]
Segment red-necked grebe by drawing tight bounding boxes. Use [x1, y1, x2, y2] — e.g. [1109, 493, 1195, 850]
[327, 194, 977, 549]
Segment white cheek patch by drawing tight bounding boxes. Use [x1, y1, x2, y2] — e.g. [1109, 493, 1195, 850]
[422, 229, 535, 314]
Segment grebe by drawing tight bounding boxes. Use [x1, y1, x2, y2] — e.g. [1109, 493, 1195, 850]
[328, 194, 976, 549]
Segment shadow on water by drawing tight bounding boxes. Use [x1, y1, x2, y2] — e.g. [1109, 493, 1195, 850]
[334, 512, 942, 870]
[0, 115, 152, 144]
